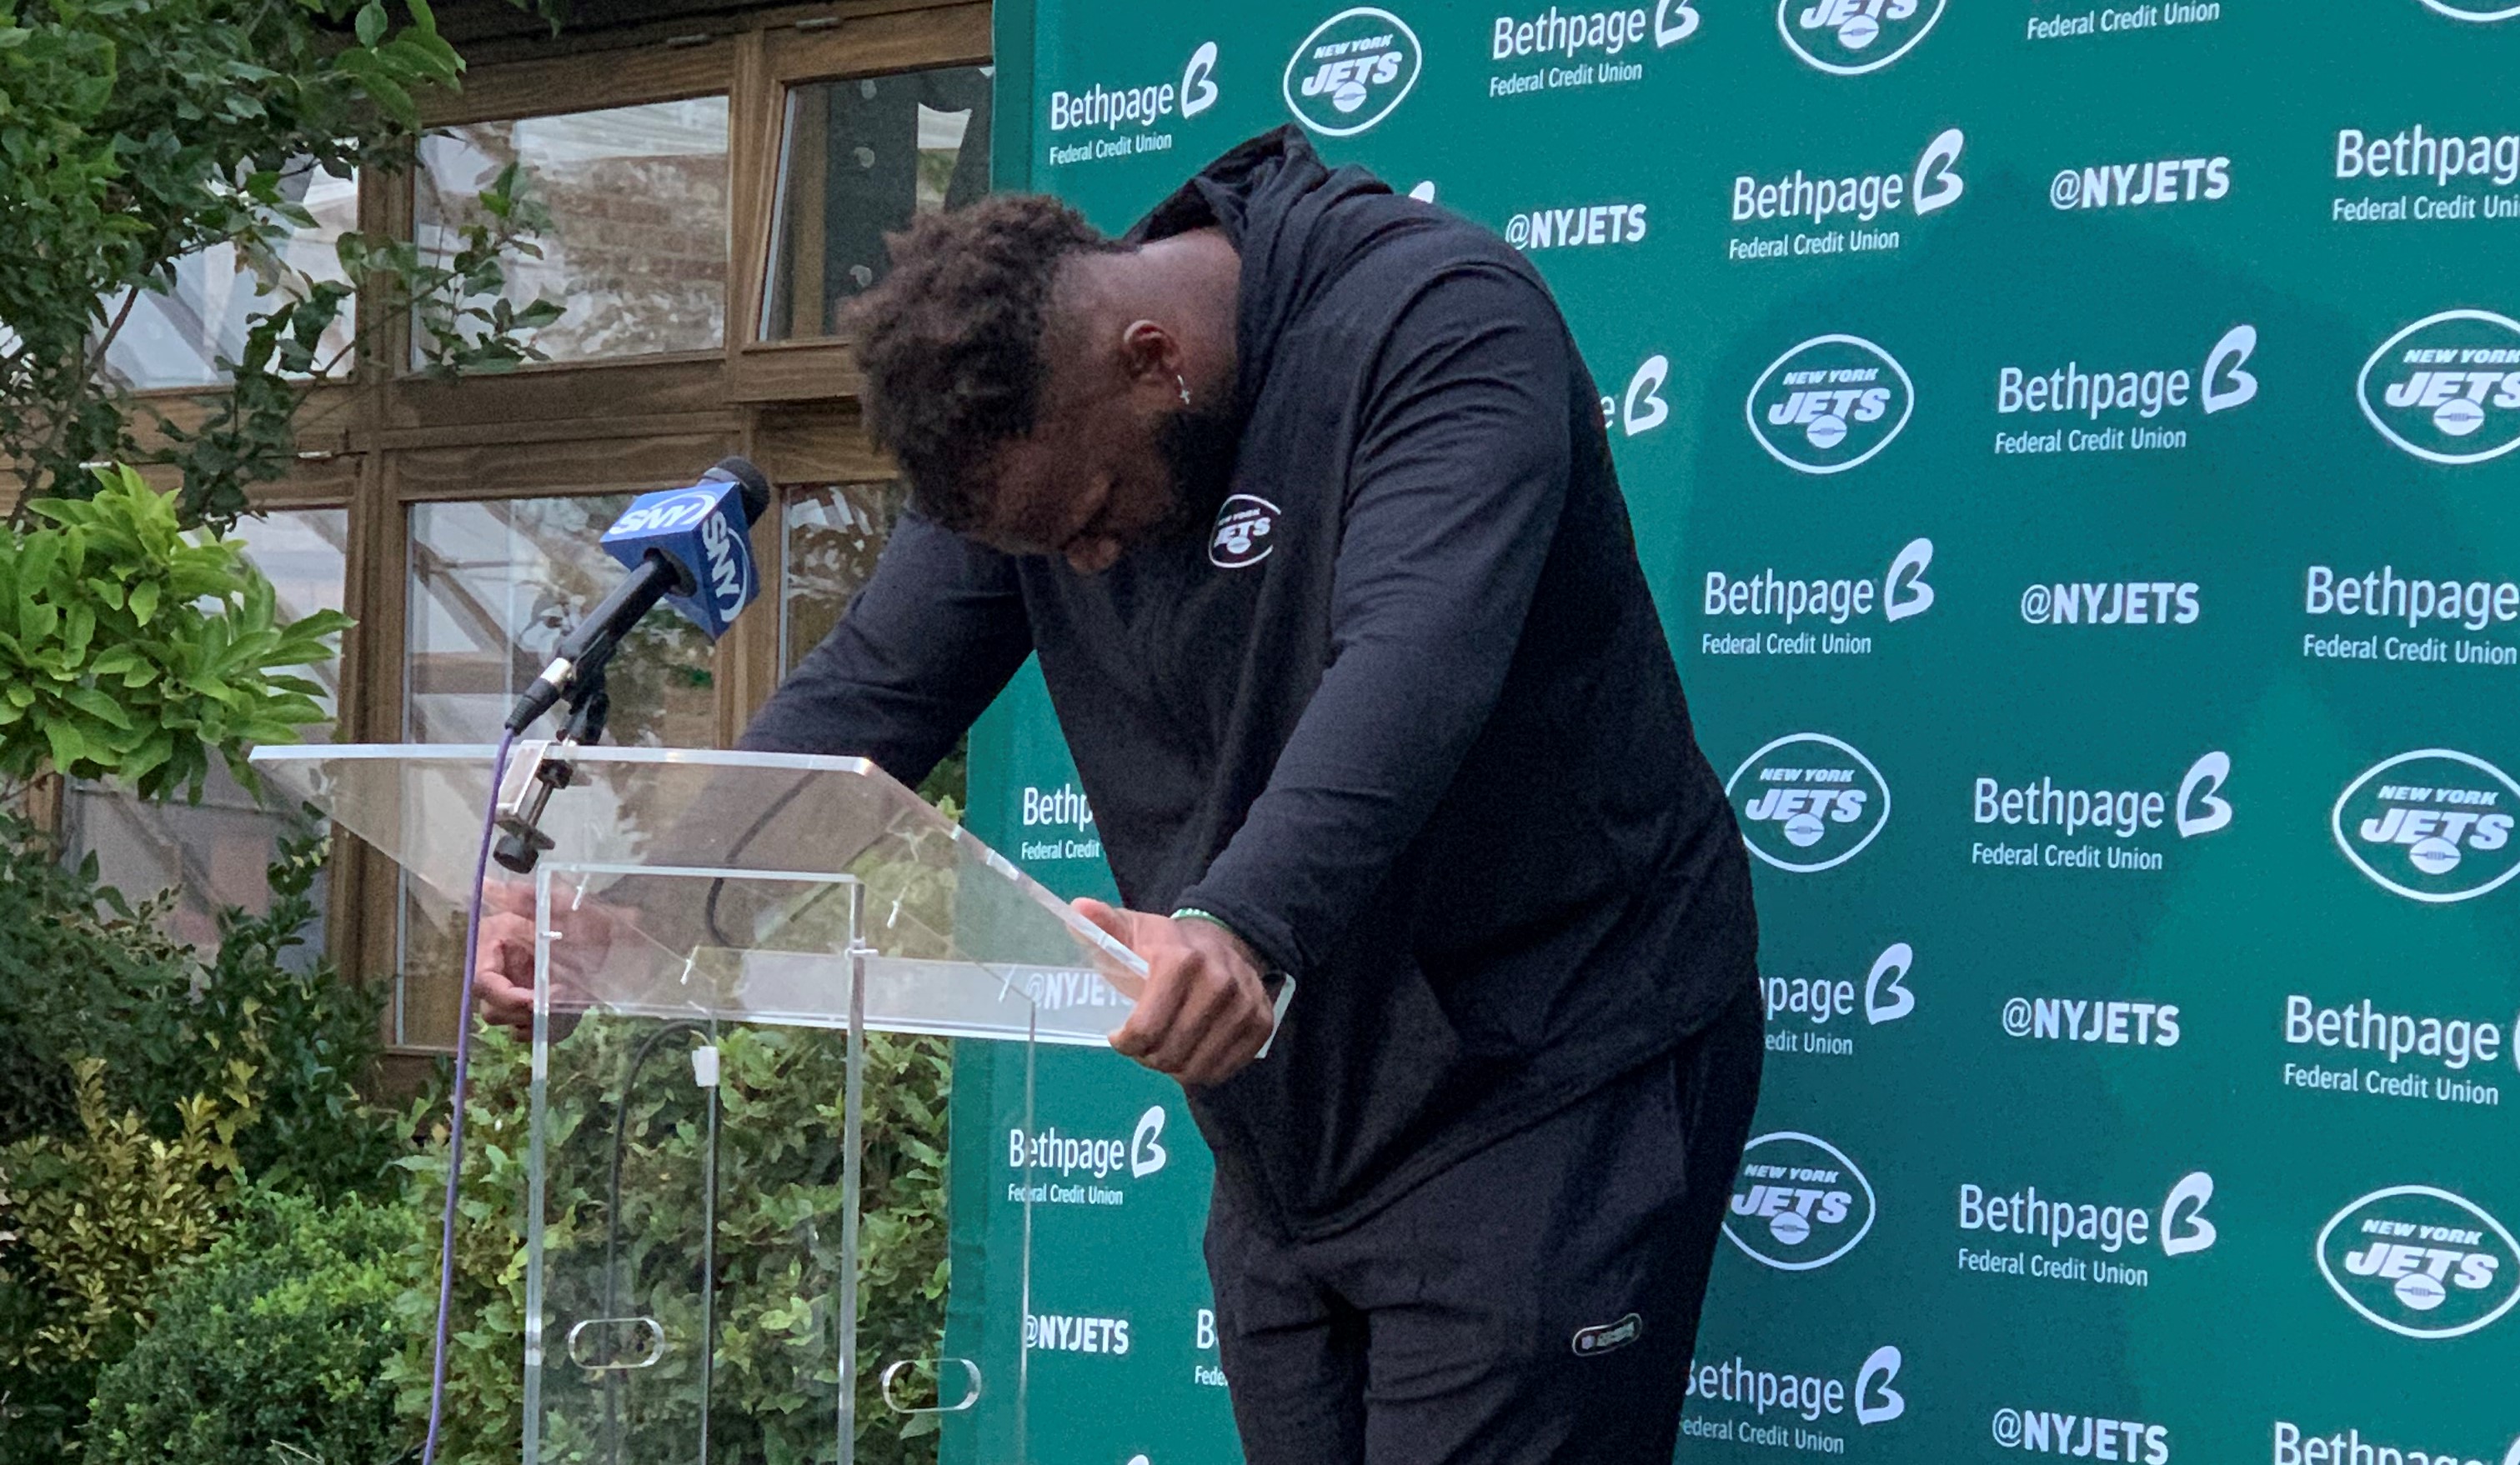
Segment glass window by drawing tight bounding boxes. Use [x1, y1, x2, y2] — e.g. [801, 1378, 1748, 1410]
[62, 508, 349, 958]
[779, 479, 905, 672]
[102, 165, 359, 391]
[759, 67, 991, 342]
[775, 479, 966, 808]
[414, 98, 731, 367]
[403, 496, 719, 747]
[398, 496, 721, 1047]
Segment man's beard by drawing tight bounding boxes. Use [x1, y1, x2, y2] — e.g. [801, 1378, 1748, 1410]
[1150, 396, 1245, 541]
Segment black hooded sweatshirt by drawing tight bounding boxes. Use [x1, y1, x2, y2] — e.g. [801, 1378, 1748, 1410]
[743, 128, 1756, 1239]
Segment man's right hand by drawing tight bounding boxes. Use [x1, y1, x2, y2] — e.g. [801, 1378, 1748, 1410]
[472, 879, 620, 1036]
[472, 881, 544, 1035]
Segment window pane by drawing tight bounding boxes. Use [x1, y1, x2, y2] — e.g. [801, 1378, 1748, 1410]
[398, 496, 720, 1047]
[759, 67, 991, 342]
[779, 479, 905, 672]
[414, 98, 730, 367]
[102, 165, 358, 391]
[62, 508, 349, 958]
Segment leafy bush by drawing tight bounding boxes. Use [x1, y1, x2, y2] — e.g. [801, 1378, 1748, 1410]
[0, 819, 198, 1152]
[199, 824, 406, 1202]
[0, 1058, 252, 1460]
[0, 812, 403, 1459]
[0, 810, 398, 1195]
[0, 466, 348, 802]
[389, 1020, 953, 1465]
[83, 1189, 414, 1465]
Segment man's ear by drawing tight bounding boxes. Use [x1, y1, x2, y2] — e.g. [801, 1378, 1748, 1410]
[1117, 319, 1182, 388]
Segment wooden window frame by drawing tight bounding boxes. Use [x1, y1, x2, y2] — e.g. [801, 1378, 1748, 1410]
[729, 3, 992, 404]
[58, 1, 988, 1065]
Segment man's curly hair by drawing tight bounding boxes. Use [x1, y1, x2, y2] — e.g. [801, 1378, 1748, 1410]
[849, 194, 1123, 532]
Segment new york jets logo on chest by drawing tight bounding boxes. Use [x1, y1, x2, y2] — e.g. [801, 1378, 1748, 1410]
[1210, 494, 1281, 568]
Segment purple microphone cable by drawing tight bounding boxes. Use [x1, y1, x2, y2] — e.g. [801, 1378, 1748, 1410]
[420, 728, 520, 1465]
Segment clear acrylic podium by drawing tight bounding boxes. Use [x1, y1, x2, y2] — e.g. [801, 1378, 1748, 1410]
[252, 742, 1146, 1465]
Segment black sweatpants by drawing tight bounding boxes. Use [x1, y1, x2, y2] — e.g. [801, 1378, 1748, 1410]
[1205, 987, 1764, 1465]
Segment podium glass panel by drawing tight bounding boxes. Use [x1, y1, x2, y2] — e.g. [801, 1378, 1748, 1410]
[253, 743, 1145, 1464]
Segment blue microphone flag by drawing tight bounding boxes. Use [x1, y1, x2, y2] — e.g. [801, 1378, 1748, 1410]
[598, 478, 760, 640]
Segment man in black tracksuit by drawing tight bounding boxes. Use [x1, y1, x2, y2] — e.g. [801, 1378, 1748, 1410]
[507, 127, 1763, 1463]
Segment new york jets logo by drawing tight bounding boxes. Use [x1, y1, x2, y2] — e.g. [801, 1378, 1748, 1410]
[1729, 732, 1891, 872]
[1726, 1132, 1878, 1271]
[1283, 8, 1422, 138]
[1778, 0, 1946, 76]
[1210, 494, 1280, 568]
[2357, 309, 2520, 466]
[2332, 749, 2520, 903]
[2419, 0, 2520, 20]
[2317, 1187, 2520, 1340]
[1747, 335, 1916, 475]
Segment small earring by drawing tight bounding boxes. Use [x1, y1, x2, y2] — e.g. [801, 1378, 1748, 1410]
[1176, 374, 1193, 408]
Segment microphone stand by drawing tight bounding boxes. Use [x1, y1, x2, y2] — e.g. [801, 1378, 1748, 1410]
[493, 650, 613, 876]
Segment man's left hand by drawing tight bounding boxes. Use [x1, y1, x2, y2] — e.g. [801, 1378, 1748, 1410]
[1075, 899, 1277, 1088]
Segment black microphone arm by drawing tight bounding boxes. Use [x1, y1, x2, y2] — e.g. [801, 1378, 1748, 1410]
[502, 457, 772, 735]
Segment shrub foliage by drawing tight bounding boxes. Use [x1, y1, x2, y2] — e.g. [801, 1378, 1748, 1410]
[83, 1189, 415, 1465]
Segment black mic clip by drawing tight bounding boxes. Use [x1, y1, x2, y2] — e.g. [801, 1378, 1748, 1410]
[493, 635, 619, 875]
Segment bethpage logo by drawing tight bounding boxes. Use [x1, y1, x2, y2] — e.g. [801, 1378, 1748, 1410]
[2357, 310, 2520, 465]
[1488, 1, 1700, 100]
[1284, 8, 1422, 138]
[1991, 1408, 2170, 1462]
[1045, 42, 1220, 168]
[2302, 564, 2520, 669]
[2317, 1186, 2520, 1339]
[2048, 154, 2232, 210]
[1702, 538, 1936, 661]
[1971, 750, 2234, 874]
[2282, 993, 2509, 1111]
[1746, 334, 1916, 474]
[2276, 1422, 2520, 1465]
[1728, 733, 1892, 873]
[2334, 123, 2520, 225]
[1727, 128, 1966, 262]
[1193, 1308, 1230, 1388]
[1004, 1104, 1170, 1208]
[1958, 1172, 2219, 1288]
[2002, 997, 2181, 1048]
[1726, 1132, 1878, 1271]
[1018, 781, 1100, 864]
[1681, 1343, 1909, 1449]
[1777, 0, 1946, 75]
[1603, 352, 1672, 438]
[1766, 940, 1916, 1058]
[2332, 749, 2520, 903]
[1992, 322, 2258, 456]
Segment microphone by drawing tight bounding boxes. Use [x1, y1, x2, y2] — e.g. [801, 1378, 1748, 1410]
[503, 456, 774, 733]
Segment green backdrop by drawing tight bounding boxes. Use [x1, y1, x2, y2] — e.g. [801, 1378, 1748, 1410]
[949, 4, 2520, 1462]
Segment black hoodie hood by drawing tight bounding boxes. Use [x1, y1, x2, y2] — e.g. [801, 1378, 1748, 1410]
[1126, 125, 1415, 423]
